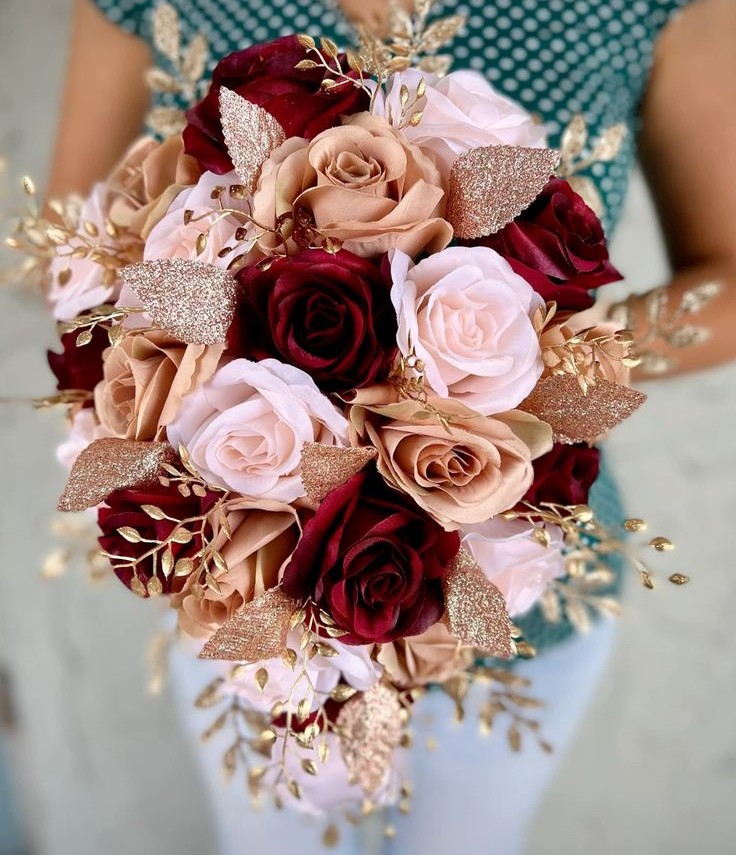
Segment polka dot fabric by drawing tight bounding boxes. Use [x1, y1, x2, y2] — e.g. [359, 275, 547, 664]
[90, 0, 690, 653]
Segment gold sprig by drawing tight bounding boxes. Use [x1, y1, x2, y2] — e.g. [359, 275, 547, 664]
[145, 2, 210, 137]
[4, 178, 140, 293]
[557, 115, 627, 216]
[99, 447, 231, 598]
[503, 502, 687, 632]
[356, 0, 466, 81]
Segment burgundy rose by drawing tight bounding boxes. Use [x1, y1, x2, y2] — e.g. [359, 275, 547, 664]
[229, 250, 397, 394]
[523, 443, 600, 508]
[477, 179, 621, 311]
[48, 324, 108, 405]
[98, 482, 219, 596]
[281, 469, 460, 645]
[183, 36, 371, 174]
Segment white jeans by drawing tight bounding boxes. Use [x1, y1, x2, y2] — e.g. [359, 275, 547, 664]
[169, 620, 616, 855]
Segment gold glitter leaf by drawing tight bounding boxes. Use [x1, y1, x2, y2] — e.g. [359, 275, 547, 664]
[58, 439, 176, 512]
[447, 145, 560, 239]
[219, 87, 286, 192]
[520, 375, 646, 444]
[443, 548, 516, 659]
[336, 684, 403, 794]
[121, 258, 238, 345]
[199, 588, 299, 661]
[300, 443, 377, 503]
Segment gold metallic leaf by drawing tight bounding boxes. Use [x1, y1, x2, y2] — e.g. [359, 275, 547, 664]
[199, 588, 299, 661]
[300, 442, 377, 503]
[219, 87, 286, 192]
[520, 375, 646, 444]
[58, 439, 176, 512]
[447, 145, 559, 239]
[336, 685, 403, 794]
[442, 548, 516, 658]
[121, 258, 238, 345]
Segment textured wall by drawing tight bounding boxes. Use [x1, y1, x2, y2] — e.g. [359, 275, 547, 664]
[0, 2, 734, 854]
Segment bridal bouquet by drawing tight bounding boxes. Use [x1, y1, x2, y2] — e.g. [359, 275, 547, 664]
[11, 0, 685, 835]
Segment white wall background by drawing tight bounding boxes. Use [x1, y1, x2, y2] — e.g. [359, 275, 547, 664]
[0, 1, 734, 853]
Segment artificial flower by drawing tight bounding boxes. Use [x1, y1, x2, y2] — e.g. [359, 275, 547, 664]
[183, 35, 370, 173]
[462, 517, 566, 616]
[477, 178, 621, 311]
[390, 246, 544, 415]
[374, 68, 546, 176]
[94, 329, 223, 441]
[251, 113, 453, 258]
[229, 249, 397, 393]
[281, 469, 460, 645]
[167, 358, 349, 501]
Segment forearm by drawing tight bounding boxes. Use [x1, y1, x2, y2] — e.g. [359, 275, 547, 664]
[609, 262, 736, 379]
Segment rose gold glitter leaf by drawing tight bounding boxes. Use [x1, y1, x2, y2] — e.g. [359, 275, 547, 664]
[219, 87, 286, 192]
[300, 443, 377, 503]
[443, 548, 516, 659]
[447, 145, 560, 239]
[336, 684, 402, 794]
[121, 258, 237, 345]
[520, 375, 646, 444]
[199, 588, 299, 662]
[58, 439, 176, 512]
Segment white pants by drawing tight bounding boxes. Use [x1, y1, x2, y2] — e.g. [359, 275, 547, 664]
[169, 620, 616, 855]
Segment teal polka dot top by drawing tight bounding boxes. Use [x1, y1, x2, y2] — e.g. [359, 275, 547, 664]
[91, 0, 690, 652]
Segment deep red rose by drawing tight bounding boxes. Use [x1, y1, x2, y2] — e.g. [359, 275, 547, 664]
[229, 250, 397, 394]
[98, 482, 219, 596]
[523, 442, 601, 508]
[47, 324, 108, 405]
[281, 470, 460, 645]
[183, 36, 371, 174]
[477, 178, 621, 311]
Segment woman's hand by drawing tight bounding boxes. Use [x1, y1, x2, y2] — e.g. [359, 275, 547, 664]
[631, 0, 736, 378]
[46, 0, 151, 202]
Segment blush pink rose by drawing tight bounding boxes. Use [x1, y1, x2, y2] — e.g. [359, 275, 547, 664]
[390, 246, 544, 415]
[144, 169, 255, 270]
[167, 358, 349, 501]
[220, 629, 381, 715]
[49, 185, 121, 321]
[56, 409, 114, 470]
[374, 69, 546, 176]
[462, 518, 565, 616]
[264, 729, 404, 817]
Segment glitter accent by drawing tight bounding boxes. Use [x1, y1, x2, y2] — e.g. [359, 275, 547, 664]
[121, 258, 238, 345]
[443, 548, 516, 659]
[58, 439, 176, 512]
[521, 375, 646, 444]
[300, 443, 377, 503]
[447, 145, 560, 239]
[199, 588, 299, 661]
[219, 87, 286, 192]
[336, 684, 402, 794]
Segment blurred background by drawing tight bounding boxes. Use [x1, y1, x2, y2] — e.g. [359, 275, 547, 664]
[1, 1, 735, 853]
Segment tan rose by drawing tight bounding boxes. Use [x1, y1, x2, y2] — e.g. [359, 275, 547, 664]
[377, 622, 471, 687]
[171, 497, 301, 641]
[252, 113, 453, 258]
[349, 386, 552, 530]
[540, 315, 631, 388]
[94, 329, 223, 440]
[107, 136, 201, 239]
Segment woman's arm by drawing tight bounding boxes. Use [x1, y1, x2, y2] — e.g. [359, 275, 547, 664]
[46, 0, 152, 200]
[622, 0, 736, 378]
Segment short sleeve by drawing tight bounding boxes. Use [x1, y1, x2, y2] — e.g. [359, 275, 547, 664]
[90, 0, 151, 40]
